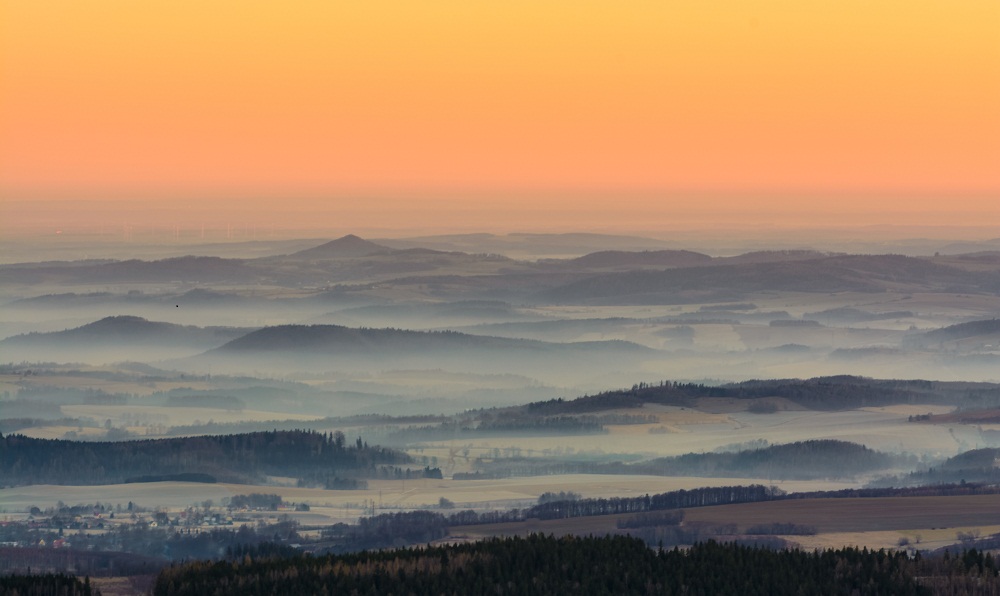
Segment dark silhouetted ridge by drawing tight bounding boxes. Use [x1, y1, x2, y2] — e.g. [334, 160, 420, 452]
[0, 316, 250, 347]
[289, 235, 395, 259]
[541, 254, 987, 304]
[208, 324, 652, 356]
[567, 249, 711, 268]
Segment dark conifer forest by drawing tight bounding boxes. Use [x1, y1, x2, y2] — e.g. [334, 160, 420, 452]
[148, 534, 1000, 596]
[0, 573, 98, 596]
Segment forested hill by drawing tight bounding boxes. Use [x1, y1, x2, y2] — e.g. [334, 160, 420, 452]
[873, 447, 1000, 487]
[908, 318, 1000, 347]
[641, 440, 903, 480]
[0, 315, 250, 347]
[0, 430, 412, 487]
[522, 376, 1000, 414]
[463, 441, 906, 482]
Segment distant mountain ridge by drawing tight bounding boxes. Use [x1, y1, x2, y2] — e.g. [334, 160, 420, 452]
[181, 323, 657, 380]
[0, 255, 255, 285]
[541, 254, 994, 304]
[7, 288, 255, 309]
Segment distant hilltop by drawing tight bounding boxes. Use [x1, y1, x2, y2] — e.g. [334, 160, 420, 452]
[287, 235, 395, 259]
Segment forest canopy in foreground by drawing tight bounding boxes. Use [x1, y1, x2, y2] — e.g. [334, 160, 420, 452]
[150, 534, 1000, 596]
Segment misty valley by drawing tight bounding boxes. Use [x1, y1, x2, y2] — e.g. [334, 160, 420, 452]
[3, 233, 1000, 594]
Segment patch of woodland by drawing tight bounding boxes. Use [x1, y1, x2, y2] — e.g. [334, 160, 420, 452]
[0, 430, 411, 486]
[0, 572, 98, 596]
[639, 440, 910, 481]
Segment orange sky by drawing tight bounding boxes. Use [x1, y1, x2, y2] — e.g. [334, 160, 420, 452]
[1, 1, 998, 232]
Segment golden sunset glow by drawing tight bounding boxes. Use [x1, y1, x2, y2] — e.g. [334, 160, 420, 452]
[1, 1, 998, 231]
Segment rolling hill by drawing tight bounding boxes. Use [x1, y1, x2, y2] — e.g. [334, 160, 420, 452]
[0, 316, 254, 363]
[184, 324, 656, 381]
[907, 319, 1000, 349]
[209, 324, 649, 355]
[284, 234, 395, 259]
[559, 249, 712, 269]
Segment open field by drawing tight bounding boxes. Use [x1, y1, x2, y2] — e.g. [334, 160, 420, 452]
[449, 493, 1000, 552]
[681, 494, 1000, 532]
[793, 525, 1000, 552]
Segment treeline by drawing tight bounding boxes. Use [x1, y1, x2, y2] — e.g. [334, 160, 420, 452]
[787, 482, 1000, 501]
[527, 484, 781, 520]
[448, 485, 781, 527]
[153, 535, 945, 596]
[0, 430, 410, 486]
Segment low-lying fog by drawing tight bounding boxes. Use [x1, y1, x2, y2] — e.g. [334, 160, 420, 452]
[2, 232, 999, 488]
